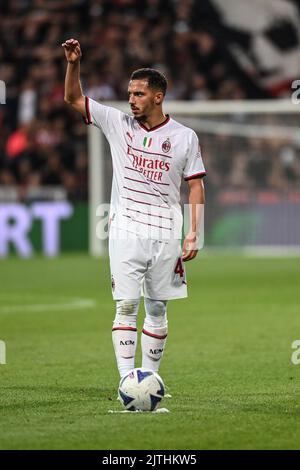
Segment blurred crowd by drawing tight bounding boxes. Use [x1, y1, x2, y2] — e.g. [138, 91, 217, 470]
[201, 129, 300, 196]
[0, 0, 298, 200]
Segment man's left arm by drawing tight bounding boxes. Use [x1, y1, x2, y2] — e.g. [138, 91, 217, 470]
[182, 178, 205, 262]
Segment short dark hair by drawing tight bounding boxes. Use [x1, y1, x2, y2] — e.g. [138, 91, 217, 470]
[130, 68, 167, 95]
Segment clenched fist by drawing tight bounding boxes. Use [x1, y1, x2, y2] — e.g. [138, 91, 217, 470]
[62, 38, 82, 63]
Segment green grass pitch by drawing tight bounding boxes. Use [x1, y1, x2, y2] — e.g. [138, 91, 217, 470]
[0, 253, 300, 450]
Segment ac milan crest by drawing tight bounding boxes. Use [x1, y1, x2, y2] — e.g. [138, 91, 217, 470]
[162, 138, 171, 153]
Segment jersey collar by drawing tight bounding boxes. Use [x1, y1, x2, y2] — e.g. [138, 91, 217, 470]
[137, 114, 170, 132]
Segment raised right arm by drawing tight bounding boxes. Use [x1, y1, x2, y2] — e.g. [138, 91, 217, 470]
[62, 38, 85, 116]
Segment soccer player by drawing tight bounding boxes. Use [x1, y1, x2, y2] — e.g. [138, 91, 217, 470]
[62, 38, 206, 379]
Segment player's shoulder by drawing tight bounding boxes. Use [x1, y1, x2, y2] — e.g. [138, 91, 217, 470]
[169, 117, 197, 139]
[88, 97, 127, 118]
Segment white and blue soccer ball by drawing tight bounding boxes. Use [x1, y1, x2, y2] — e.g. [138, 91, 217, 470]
[118, 368, 165, 412]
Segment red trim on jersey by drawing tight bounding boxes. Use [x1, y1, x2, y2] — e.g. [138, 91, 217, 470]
[123, 214, 172, 231]
[126, 208, 173, 221]
[83, 96, 92, 125]
[142, 329, 168, 339]
[184, 172, 206, 181]
[124, 167, 170, 186]
[112, 326, 137, 332]
[123, 186, 169, 197]
[122, 196, 170, 209]
[153, 186, 169, 197]
[138, 115, 170, 132]
[150, 180, 170, 186]
[125, 177, 149, 185]
[125, 166, 141, 173]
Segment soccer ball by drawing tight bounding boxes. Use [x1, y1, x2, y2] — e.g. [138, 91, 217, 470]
[118, 368, 165, 411]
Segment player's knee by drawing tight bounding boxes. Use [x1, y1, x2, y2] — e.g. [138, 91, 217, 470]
[144, 298, 167, 318]
[114, 299, 139, 328]
[116, 299, 140, 317]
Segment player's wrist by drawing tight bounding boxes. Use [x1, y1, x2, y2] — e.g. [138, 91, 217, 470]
[185, 231, 198, 242]
[67, 59, 80, 64]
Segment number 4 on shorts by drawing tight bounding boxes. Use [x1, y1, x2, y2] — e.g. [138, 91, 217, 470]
[174, 258, 184, 278]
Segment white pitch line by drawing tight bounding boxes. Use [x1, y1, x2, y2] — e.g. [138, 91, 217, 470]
[0, 298, 96, 314]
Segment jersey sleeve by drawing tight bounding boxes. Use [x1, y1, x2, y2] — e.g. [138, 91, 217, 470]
[83, 96, 124, 138]
[183, 130, 206, 181]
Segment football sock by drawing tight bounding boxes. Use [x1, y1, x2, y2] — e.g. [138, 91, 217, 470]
[112, 299, 139, 378]
[141, 298, 168, 372]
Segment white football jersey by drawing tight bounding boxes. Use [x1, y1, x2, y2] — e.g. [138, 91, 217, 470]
[85, 96, 206, 240]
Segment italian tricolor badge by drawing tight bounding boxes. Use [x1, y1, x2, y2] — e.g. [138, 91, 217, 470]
[143, 137, 152, 148]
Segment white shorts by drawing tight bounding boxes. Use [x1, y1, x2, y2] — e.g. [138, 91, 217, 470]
[108, 227, 187, 300]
